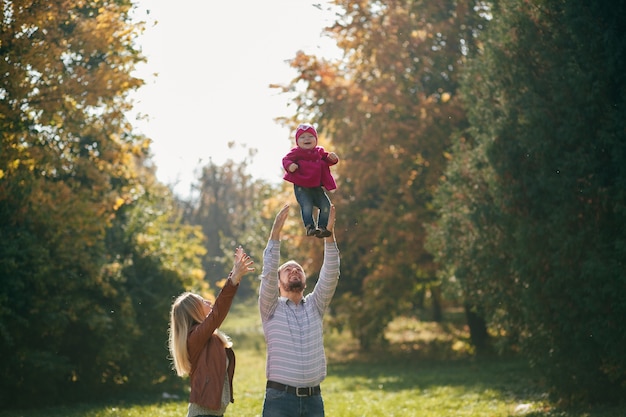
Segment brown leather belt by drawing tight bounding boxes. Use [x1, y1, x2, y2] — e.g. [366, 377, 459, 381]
[266, 380, 321, 397]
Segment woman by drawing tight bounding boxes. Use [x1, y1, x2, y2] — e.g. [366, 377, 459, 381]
[169, 246, 254, 417]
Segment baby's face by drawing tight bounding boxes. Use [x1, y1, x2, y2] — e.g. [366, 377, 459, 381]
[297, 132, 317, 150]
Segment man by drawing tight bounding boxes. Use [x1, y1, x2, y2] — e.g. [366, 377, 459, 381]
[259, 203, 340, 417]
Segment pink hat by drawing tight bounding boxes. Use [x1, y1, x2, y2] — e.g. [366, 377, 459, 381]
[295, 123, 318, 141]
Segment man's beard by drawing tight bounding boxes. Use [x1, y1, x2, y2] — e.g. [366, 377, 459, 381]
[283, 279, 305, 293]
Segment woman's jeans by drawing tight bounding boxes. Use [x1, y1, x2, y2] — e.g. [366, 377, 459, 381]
[294, 185, 331, 229]
[262, 388, 324, 417]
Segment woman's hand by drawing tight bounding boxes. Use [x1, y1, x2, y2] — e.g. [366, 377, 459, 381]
[229, 246, 254, 285]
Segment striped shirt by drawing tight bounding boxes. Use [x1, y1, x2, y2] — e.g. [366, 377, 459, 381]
[259, 239, 340, 387]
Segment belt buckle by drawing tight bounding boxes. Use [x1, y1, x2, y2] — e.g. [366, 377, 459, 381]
[296, 387, 310, 397]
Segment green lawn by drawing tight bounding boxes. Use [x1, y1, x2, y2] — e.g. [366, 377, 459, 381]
[2, 300, 623, 417]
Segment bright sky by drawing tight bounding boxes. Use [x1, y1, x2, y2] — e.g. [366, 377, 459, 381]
[128, 1, 341, 198]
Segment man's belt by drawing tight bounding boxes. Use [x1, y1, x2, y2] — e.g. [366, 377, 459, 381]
[266, 380, 321, 397]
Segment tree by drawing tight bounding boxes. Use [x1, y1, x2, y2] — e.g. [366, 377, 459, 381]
[276, 0, 488, 349]
[0, 0, 206, 407]
[429, 0, 626, 403]
[425, 135, 502, 356]
[181, 153, 280, 298]
[102, 172, 207, 396]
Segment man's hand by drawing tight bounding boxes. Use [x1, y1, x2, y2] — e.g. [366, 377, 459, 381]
[270, 204, 290, 241]
[325, 205, 336, 240]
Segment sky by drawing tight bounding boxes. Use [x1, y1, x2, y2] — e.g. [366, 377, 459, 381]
[128, 1, 341, 197]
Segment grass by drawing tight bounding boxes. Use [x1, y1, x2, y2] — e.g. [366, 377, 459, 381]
[2, 300, 624, 417]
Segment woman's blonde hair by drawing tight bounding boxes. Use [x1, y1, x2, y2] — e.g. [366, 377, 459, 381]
[168, 292, 206, 376]
[168, 292, 233, 377]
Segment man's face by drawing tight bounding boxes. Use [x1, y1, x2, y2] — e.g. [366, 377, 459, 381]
[278, 261, 306, 293]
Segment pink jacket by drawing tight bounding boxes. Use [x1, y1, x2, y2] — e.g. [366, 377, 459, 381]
[282, 146, 337, 190]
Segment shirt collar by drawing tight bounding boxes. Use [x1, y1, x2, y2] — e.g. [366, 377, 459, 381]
[279, 296, 306, 305]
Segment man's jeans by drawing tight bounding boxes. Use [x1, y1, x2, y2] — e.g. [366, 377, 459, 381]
[294, 185, 331, 229]
[262, 387, 324, 417]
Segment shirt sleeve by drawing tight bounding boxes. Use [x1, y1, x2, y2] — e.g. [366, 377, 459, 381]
[188, 280, 237, 362]
[259, 239, 280, 320]
[308, 241, 340, 316]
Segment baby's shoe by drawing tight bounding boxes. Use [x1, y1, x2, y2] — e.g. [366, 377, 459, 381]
[316, 227, 332, 238]
[306, 225, 319, 237]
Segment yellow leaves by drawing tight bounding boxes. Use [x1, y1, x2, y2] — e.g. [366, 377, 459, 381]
[113, 196, 125, 211]
[413, 153, 429, 167]
[8, 158, 24, 172]
[139, 137, 151, 151]
[182, 268, 209, 294]
[406, 169, 419, 187]
[411, 29, 428, 42]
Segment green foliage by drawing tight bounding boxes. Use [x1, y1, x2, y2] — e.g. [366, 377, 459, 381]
[101, 178, 207, 395]
[2, 0, 625, 409]
[429, 0, 626, 403]
[0, 0, 207, 408]
[179, 157, 281, 298]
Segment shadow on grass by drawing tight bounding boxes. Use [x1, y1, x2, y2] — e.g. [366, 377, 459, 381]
[321, 323, 625, 417]
[330, 353, 542, 397]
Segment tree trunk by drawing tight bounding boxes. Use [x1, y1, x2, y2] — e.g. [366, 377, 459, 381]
[431, 286, 443, 322]
[464, 303, 491, 355]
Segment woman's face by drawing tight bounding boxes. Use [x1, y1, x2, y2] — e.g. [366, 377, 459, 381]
[201, 298, 213, 316]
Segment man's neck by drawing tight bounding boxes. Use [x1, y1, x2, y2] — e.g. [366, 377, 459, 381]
[283, 292, 304, 305]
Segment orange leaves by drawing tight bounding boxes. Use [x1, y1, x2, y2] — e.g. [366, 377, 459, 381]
[273, 0, 489, 349]
[1, 0, 150, 238]
[411, 29, 428, 42]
